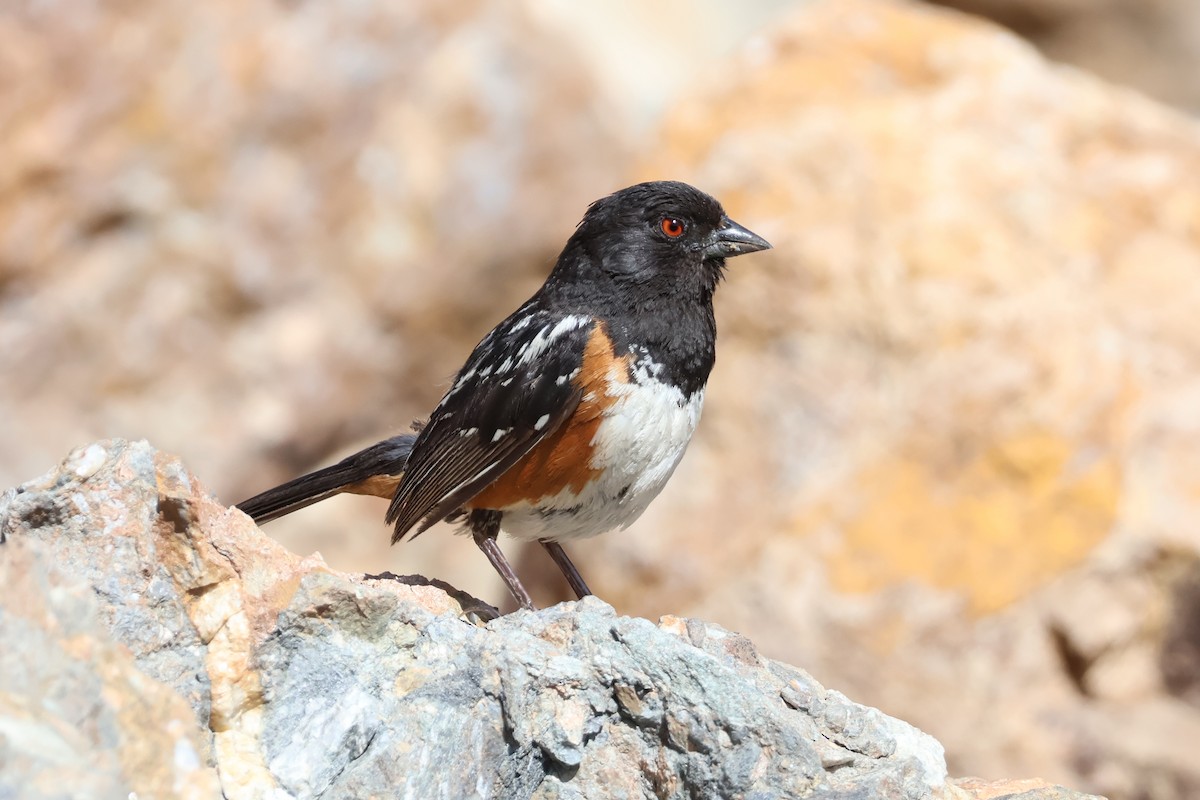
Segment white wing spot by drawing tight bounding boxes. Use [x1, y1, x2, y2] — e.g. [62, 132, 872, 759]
[491, 428, 511, 443]
[534, 414, 551, 431]
[519, 315, 591, 366]
[552, 315, 590, 338]
[451, 368, 476, 392]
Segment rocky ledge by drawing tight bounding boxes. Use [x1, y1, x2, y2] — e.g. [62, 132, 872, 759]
[0, 440, 1099, 800]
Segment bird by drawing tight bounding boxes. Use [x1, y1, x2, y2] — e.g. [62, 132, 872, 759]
[237, 181, 771, 611]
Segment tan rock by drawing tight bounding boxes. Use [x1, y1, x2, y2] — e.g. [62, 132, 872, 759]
[540, 0, 1200, 795]
[953, 777, 1104, 800]
[927, 0, 1200, 112]
[0, 0, 631, 604]
[3, 0, 1196, 795]
[0, 0, 646, 607]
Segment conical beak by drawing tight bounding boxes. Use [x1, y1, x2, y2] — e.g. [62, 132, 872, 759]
[703, 217, 772, 260]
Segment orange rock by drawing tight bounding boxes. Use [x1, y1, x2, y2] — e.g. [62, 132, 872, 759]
[580, 0, 1200, 794]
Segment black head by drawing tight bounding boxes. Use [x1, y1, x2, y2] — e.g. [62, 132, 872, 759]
[545, 181, 771, 305]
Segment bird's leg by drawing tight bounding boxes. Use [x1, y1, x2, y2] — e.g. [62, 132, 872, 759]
[468, 510, 535, 611]
[540, 540, 592, 600]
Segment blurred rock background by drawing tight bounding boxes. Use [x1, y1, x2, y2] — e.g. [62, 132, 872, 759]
[928, 0, 1200, 112]
[2, 0, 1199, 797]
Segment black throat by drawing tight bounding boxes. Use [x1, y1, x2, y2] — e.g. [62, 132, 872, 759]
[604, 300, 717, 399]
[540, 264, 720, 398]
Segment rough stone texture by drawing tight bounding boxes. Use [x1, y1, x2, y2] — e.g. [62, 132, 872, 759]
[0, 440, 1100, 799]
[4, 1, 1198, 798]
[924, 0, 1200, 112]
[544, 1, 1199, 798]
[0, 537, 219, 799]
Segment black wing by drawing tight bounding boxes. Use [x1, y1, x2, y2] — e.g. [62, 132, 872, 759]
[385, 307, 597, 542]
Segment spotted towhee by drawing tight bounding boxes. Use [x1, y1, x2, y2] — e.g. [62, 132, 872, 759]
[238, 181, 771, 610]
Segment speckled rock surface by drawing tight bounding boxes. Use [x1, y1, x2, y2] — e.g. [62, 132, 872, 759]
[0, 537, 218, 799]
[0, 440, 1102, 799]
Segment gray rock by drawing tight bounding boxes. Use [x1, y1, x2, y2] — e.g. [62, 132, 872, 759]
[0, 536, 219, 799]
[0, 441, 1103, 800]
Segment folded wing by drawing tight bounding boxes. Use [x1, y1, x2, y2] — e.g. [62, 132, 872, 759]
[386, 310, 597, 542]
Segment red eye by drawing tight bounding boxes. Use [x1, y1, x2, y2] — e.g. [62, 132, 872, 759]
[660, 217, 685, 238]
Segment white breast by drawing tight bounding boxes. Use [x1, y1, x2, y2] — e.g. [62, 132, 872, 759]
[498, 374, 704, 542]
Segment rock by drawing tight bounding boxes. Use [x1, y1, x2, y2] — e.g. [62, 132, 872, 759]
[925, 0, 1200, 112]
[0, 537, 219, 799]
[533, 0, 1200, 796]
[0, 440, 1100, 799]
[0, 0, 800, 615]
[4, 0, 1195, 796]
[0, 0, 629, 550]
[952, 778, 1102, 800]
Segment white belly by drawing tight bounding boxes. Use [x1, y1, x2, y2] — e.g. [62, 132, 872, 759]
[498, 379, 704, 542]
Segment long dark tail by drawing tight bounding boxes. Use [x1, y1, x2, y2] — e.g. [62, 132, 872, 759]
[237, 434, 417, 525]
